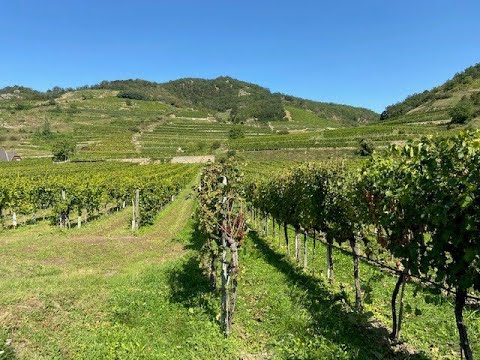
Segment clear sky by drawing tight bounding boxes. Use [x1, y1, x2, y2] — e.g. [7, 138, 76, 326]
[1, 0, 479, 112]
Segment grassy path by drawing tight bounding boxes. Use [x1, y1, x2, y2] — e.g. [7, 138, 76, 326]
[0, 184, 197, 359]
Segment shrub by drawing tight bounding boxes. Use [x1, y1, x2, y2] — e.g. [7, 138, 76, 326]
[228, 127, 245, 139]
[15, 103, 31, 111]
[211, 141, 221, 150]
[117, 91, 149, 101]
[52, 138, 76, 162]
[449, 98, 474, 124]
[357, 139, 375, 156]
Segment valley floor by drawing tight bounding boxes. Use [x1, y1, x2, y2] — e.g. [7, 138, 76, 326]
[0, 185, 478, 359]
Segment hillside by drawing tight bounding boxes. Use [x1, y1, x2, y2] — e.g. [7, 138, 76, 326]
[381, 63, 480, 124]
[92, 77, 379, 124]
[6, 66, 479, 162]
[0, 77, 387, 161]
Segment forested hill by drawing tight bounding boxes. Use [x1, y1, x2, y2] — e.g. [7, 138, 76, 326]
[0, 77, 379, 124]
[93, 77, 379, 123]
[283, 95, 378, 124]
[381, 63, 480, 121]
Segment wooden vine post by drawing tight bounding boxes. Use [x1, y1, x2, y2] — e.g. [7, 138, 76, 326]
[59, 189, 69, 228]
[303, 230, 308, 270]
[326, 236, 334, 283]
[350, 234, 362, 311]
[220, 218, 229, 334]
[132, 189, 140, 231]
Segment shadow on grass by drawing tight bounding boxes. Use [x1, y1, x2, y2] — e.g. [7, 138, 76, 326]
[0, 340, 17, 360]
[250, 231, 430, 360]
[167, 223, 217, 320]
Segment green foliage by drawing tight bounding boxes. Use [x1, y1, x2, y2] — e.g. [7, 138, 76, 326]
[449, 97, 475, 124]
[284, 96, 379, 123]
[0, 163, 197, 229]
[244, 133, 480, 356]
[52, 137, 76, 162]
[471, 91, 480, 106]
[14, 103, 32, 111]
[165, 77, 285, 122]
[228, 127, 245, 139]
[0, 85, 65, 101]
[358, 132, 480, 357]
[210, 141, 221, 150]
[357, 139, 375, 156]
[117, 90, 150, 101]
[196, 161, 246, 334]
[381, 63, 480, 120]
[34, 119, 53, 140]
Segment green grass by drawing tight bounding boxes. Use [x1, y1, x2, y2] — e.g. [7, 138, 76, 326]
[4, 182, 478, 359]
[282, 105, 343, 129]
[250, 217, 480, 359]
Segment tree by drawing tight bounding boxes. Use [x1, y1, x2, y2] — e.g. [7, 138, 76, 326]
[228, 127, 245, 139]
[52, 138, 76, 162]
[357, 139, 375, 156]
[449, 98, 474, 124]
[210, 141, 221, 151]
[38, 119, 53, 139]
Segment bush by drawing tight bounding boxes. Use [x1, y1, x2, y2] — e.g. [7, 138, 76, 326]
[52, 138, 76, 162]
[471, 92, 480, 106]
[117, 91, 149, 101]
[449, 98, 474, 124]
[211, 141, 221, 150]
[14, 103, 31, 111]
[228, 127, 245, 139]
[357, 139, 375, 156]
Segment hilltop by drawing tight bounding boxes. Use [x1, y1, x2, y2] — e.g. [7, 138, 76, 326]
[0, 77, 379, 124]
[92, 77, 379, 124]
[380, 63, 480, 124]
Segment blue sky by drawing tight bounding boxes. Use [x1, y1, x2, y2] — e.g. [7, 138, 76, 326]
[1, 0, 479, 112]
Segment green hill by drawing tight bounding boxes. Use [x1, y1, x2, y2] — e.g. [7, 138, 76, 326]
[92, 77, 378, 124]
[381, 63, 480, 124]
[0, 76, 386, 161]
[0, 77, 379, 125]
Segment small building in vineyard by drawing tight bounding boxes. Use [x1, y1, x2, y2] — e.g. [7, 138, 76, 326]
[0, 149, 22, 162]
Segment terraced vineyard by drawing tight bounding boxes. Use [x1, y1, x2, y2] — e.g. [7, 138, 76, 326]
[2, 81, 471, 163]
